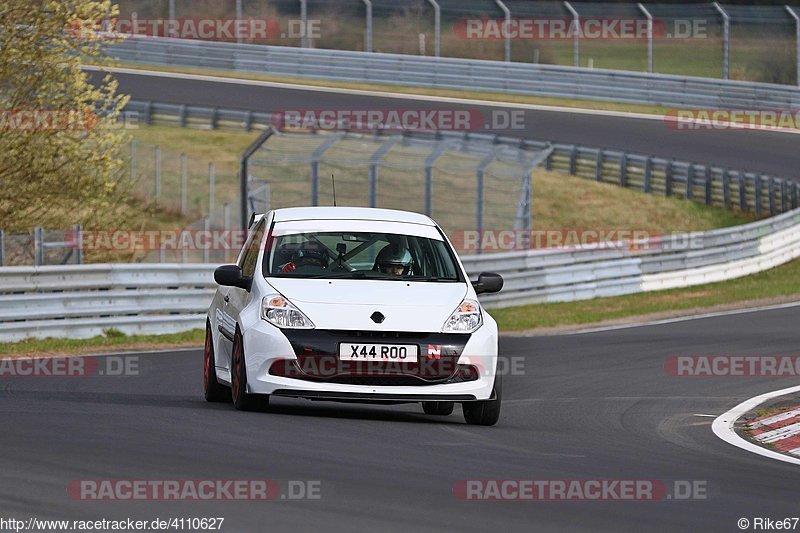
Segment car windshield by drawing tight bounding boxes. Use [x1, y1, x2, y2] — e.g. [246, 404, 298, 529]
[264, 231, 461, 282]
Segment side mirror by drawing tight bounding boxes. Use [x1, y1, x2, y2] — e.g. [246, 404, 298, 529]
[214, 265, 251, 291]
[472, 272, 503, 295]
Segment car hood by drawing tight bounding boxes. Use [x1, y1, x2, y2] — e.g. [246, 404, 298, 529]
[265, 278, 468, 332]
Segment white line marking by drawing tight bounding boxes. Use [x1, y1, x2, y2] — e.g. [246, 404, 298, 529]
[554, 300, 800, 336]
[83, 65, 800, 135]
[693, 414, 717, 418]
[712, 384, 800, 466]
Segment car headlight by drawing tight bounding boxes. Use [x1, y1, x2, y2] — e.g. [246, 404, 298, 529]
[261, 294, 315, 329]
[442, 299, 483, 333]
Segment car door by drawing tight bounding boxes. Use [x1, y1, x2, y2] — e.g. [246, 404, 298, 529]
[216, 217, 268, 375]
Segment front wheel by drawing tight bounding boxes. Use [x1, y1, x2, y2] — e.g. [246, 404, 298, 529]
[231, 330, 269, 411]
[462, 375, 502, 426]
[204, 324, 230, 403]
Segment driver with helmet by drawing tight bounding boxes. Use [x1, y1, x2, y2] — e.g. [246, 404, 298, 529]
[374, 244, 413, 276]
[280, 241, 329, 272]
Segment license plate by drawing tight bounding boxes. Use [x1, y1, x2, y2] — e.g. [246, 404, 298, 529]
[339, 343, 419, 362]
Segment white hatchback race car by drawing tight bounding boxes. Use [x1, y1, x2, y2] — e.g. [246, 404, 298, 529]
[204, 207, 504, 425]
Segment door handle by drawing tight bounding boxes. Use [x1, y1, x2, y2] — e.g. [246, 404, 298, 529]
[224, 295, 230, 303]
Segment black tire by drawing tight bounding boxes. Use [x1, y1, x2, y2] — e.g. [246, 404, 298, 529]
[462, 375, 502, 426]
[204, 323, 231, 403]
[422, 401, 455, 416]
[231, 329, 269, 411]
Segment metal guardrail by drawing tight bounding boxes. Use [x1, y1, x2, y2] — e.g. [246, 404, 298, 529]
[109, 35, 800, 110]
[2, 208, 800, 341]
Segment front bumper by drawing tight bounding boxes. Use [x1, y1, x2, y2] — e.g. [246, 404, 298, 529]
[241, 321, 498, 401]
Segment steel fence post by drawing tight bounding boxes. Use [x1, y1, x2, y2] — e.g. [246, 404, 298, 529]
[155, 145, 161, 205]
[564, 2, 580, 67]
[34, 227, 43, 266]
[74, 224, 83, 265]
[704, 166, 712, 205]
[722, 169, 730, 208]
[309, 132, 344, 207]
[181, 232, 187, 263]
[476, 146, 500, 254]
[787, 6, 800, 86]
[754, 174, 762, 215]
[638, 3, 653, 73]
[619, 152, 628, 187]
[168, 0, 176, 37]
[686, 164, 694, 200]
[428, 0, 441, 57]
[568, 145, 578, 175]
[236, 0, 243, 45]
[665, 160, 673, 197]
[495, 0, 511, 62]
[738, 172, 746, 210]
[369, 136, 401, 208]
[594, 148, 603, 181]
[781, 179, 788, 213]
[300, 0, 308, 48]
[424, 137, 453, 217]
[768, 177, 776, 216]
[643, 156, 652, 193]
[0, 229, 4, 267]
[203, 217, 210, 263]
[180, 153, 187, 215]
[363, 0, 373, 52]
[714, 2, 730, 80]
[209, 162, 216, 215]
[240, 129, 274, 229]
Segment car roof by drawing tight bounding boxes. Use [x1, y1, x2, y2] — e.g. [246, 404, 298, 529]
[271, 207, 436, 226]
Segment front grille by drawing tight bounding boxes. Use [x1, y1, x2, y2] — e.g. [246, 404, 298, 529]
[278, 329, 473, 383]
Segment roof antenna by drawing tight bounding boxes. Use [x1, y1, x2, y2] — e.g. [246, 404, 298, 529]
[331, 173, 337, 207]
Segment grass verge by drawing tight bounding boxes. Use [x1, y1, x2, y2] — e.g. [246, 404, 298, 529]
[490, 257, 800, 332]
[0, 329, 205, 357]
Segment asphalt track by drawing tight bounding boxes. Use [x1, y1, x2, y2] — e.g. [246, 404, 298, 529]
[93, 69, 800, 177]
[3, 306, 800, 532]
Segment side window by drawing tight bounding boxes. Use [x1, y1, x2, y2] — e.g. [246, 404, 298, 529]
[238, 220, 266, 277]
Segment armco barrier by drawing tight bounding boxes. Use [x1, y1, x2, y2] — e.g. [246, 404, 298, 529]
[2, 209, 800, 341]
[108, 35, 800, 111]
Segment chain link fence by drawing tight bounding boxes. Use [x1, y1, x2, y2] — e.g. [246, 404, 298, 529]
[247, 128, 551, 255]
